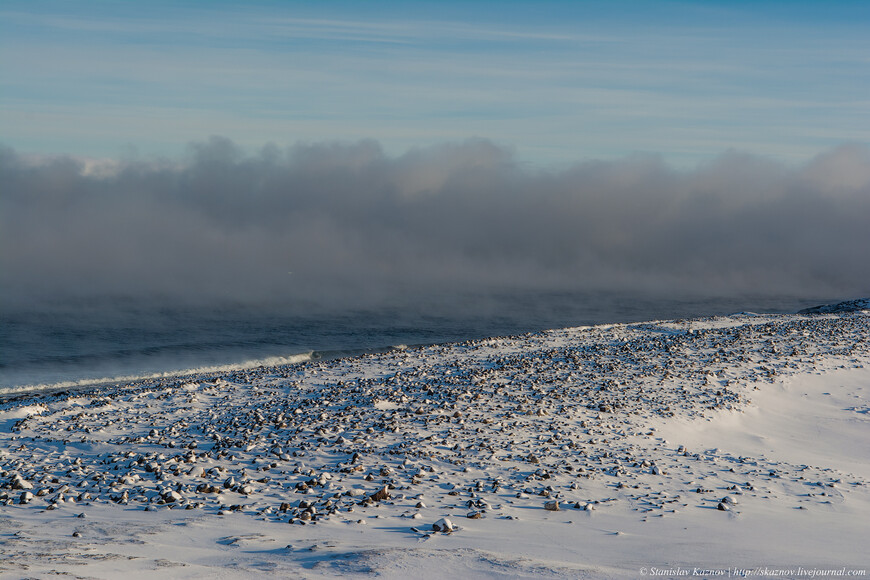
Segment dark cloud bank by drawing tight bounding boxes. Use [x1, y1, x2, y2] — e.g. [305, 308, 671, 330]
[2, 138, 869, 315]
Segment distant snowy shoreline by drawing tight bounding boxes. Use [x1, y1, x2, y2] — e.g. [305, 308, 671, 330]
[1, 304, 868, 578]
[1, 293, 840, 398]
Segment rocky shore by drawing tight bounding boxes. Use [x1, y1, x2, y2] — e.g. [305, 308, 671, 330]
[1, 307, 868, 578]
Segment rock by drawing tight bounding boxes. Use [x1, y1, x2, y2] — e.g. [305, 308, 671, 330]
[432, 517, 454, 532]
[466, 511, 482, 519]
[544, 500, 560, 511]
[370, 487, 391, 502]
[717, 502, 730, 511]
[11, 475, 33, 490]
[19, 491, 34, 504]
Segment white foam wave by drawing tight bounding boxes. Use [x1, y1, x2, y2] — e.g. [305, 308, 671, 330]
[0, 352, 315, 397]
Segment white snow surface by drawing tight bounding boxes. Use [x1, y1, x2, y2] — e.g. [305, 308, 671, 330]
[1, 309, 868, 579]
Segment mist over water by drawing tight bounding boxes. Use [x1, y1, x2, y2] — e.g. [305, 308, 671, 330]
[3, 138, 869, 308]
[1, 138, 868, 392]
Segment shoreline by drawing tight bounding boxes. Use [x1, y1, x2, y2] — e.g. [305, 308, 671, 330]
[3, 294, 841, 401]
[1, 306, 868, 577]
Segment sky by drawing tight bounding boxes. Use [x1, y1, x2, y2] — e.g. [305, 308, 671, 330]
[1, 1, 869, 312]
[2, 0, 869, 167]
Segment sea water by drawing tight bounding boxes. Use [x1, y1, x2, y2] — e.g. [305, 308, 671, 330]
[0, 291, 827, 396]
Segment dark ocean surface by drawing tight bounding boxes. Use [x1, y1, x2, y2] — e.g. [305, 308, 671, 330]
[0, 291, 832, 395]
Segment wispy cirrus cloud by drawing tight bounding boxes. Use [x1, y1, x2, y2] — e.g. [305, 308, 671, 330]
[2, 2, 868, 166]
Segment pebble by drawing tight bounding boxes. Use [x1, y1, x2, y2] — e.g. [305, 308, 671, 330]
[370, 487, 391, 502]
[433, 518, 455, 532]
[11, 475, 33, 490]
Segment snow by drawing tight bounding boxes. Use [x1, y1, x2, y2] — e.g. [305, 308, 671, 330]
[0, 306, 868, 578]
[656, 366, 870, 479]
[0, 404, 47, 420]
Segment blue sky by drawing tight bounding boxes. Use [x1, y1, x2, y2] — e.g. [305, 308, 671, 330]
[2, 0, 869, 167]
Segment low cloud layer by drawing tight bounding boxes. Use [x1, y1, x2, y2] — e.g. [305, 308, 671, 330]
[2, 138, 869, 312]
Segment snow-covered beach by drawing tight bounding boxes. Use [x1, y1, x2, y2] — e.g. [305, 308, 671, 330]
[1, 301, 868, 579]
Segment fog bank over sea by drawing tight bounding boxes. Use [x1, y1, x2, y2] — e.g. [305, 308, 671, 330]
[2, 139, 868, 391]
[2, 139, 869, 310]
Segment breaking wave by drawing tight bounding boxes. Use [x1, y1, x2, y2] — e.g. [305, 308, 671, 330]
[0, 352, 316, 398]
